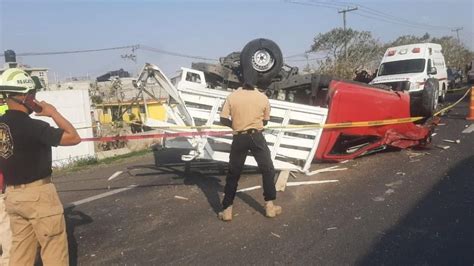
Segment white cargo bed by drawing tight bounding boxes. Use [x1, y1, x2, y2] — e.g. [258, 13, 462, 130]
[136, 64, 328, 175]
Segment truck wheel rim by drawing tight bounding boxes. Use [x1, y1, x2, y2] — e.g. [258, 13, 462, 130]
[251, 49, 274, 72]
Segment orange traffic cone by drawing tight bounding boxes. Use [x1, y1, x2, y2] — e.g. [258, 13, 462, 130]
[468, 86, 474, 121]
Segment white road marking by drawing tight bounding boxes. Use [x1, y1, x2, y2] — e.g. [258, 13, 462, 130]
[462, 124, 474, 133]
[107, 171, 124, 181]
[286, 180, 339, 186]
[237, 180, 339, 193]
[64, 185, 137, 209]
[237, 185, 261, 193]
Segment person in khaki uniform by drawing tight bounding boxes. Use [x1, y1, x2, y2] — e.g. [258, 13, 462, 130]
[0, 68, 81, 265]
[0, 172, 11, 266]
[218, 83, 282, 221]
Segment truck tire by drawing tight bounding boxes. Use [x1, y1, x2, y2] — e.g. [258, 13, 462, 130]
[421, 78, 439, 116]
[240, 38, 283, 89]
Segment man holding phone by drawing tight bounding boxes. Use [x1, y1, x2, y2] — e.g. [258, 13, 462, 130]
[0, 68, 81, 265]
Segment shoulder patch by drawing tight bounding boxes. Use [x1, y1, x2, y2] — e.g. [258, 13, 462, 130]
[0, 123, 14, 159]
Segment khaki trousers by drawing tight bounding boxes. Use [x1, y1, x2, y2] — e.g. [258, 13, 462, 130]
[5, 182, 69, 266]
[0, 194, 11, 266]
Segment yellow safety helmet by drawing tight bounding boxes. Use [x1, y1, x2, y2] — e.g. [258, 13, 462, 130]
[0, 68, 36, 94]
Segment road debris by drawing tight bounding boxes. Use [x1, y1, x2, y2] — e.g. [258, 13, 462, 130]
[307, 166, 348, 176]
[271, 232, 281, 238]
[174, 195, 189, 200]
[385, 180, 403, 188]
[431, 133, 437, 137]
[396, 172, 406, 176]
[442, 139, 460, 144]
[406, 151, 430, 159]
[107, 171, 124, 181]
[326, 227, 337, 231]
[372, 196, 385, 202]
[436, 144, 450, 150]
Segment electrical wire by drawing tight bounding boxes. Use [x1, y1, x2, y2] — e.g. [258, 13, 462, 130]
[0, 45, 140, 57]
[0, 44, 219, 61]
[287, 0, 460, 32]
[284, 52, 310, 59]
[286, 57, 326, 62]
[139, 45, 217, 61]
[331, 0, 454, 30]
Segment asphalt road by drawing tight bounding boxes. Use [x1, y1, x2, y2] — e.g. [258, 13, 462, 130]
[52, 88, 473, 265]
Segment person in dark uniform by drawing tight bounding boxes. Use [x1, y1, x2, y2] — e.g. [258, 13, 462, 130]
[218, 80, 282, 221]
[0, 68, 81, 265]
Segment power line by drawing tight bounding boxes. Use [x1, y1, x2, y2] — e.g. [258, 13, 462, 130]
[286, 0, 340, 10]
[452, 27, 463, 43]
[287, 0, 458, 32]
[0, 45, 140, 57]
[139, 45, 217, 61]
[351, 12, 446, 31]
[0, 44, 219, 61]
[333, 0, 453, 30]
[286, 57, 326, 62]
[323, 0, 454, 30]
[338, 6, 358, 59]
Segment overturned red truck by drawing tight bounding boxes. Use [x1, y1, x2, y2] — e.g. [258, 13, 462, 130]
[188, 38, 436, 161]
[315, 80, 434, 161]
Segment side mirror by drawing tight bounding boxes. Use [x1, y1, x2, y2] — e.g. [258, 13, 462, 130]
[428, 67, 437, 75]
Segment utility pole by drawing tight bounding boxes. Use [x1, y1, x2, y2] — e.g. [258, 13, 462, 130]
[338, 6, 358, 60]
[451, 27, 463, 43]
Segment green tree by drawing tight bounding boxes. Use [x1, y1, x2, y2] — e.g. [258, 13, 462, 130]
[309, 28, 383, 79]
[431, 36, 473, 70]
[90, 95, 103, 104]
[387, 33, 431, 47]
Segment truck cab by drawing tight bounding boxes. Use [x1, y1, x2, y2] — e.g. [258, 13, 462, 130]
[370, 43, 448, 116]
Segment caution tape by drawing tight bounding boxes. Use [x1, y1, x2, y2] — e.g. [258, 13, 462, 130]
[81, 130, 233, 142]
[434, 86, 472, 116]
[79, 87, 472, 142]
[447, 85, 471, 92]
[80, 117, 425, 142]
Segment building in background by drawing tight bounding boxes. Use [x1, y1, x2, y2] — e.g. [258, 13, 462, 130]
[0, 50, 49, 88]
[95, 99, 167, 124]
[1, 50, 169, 125]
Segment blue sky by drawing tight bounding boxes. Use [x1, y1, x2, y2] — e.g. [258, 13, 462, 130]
[1, 0, 473, 81]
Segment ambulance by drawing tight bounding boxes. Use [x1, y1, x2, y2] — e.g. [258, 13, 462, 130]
[370, 43, 448, 116]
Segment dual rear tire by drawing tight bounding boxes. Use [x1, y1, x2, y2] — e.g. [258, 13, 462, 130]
[239, 38, 283, 89]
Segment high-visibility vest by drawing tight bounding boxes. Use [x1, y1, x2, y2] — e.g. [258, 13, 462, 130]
[0, 105, 7, 115]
